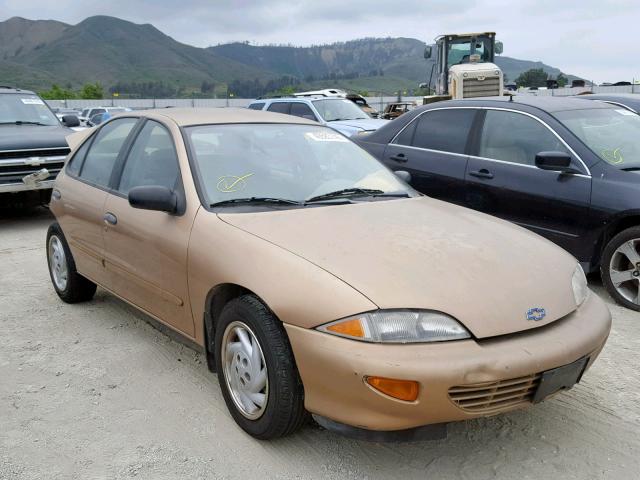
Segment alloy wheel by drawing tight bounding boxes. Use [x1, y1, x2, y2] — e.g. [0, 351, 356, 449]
[609, 238, 640, 304]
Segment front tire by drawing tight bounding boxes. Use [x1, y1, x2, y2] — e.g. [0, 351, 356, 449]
[46, 223, 97, 303]
[601, 226, 640, 311]
[214, 295, 306, 439]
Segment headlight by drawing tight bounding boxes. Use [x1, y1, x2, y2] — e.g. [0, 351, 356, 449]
[572, 264, 589, 307]
[317, 310, 471, 343]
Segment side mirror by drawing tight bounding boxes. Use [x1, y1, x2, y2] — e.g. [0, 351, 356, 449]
[495, 41, 504, 55]
[394, 170, 412, 184]
[61, 114, 80, 128]
[128, 185, 177, 213]
[535, 151, 578, 173]
[424, 46, 432, 59]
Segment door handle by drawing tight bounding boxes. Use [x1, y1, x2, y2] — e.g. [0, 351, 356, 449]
[103, 212, 117, 225]
[469, 169, 494, 179]
[389, 153, 408, 163]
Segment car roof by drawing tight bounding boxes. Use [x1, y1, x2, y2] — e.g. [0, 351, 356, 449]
[0, 86, 37, 95]
[135, 107, 319, 127]
[254, 97, 343, 104]
[425, 95, 615, 113]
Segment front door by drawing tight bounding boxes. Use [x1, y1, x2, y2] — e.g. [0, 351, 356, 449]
[382, 108, 478, 206]
[465, 109, 592, 256]
[102, 119, 196, 336]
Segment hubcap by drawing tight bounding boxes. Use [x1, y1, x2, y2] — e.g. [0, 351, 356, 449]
[610, 238, 640, 304]
[48, 235, 68, 291]
[221, 321, 268, 420]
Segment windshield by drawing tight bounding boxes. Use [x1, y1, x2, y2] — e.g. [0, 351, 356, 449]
[312, 99, 370, 122]
[556, 108, 640, 170]
[447, 37, 493, 67]
[0, 94, 59, 126]
[185, 124, 410, 208]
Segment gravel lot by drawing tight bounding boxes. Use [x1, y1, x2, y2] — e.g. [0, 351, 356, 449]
[1, 207, 639, 480]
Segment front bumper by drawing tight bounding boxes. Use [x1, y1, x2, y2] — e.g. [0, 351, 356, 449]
[284, 292, 611, 432]
[0, 179, 55, 193]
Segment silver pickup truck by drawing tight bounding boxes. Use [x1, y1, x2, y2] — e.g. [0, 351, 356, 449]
[0, 86, 78, 206]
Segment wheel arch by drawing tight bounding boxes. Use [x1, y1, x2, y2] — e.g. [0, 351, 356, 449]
[596, 212, 640, 266]
[203, 283, 264, 372]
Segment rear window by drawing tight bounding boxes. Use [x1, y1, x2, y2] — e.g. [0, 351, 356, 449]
[402, 109, 476, 154]
[267, 102, 290, 114]
[248, 102, 265, 110]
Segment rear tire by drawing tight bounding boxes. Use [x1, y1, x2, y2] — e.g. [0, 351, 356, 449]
[46, 223, 97, 303]
[601, 226, 640, 311]
[214, 294, 306, 439]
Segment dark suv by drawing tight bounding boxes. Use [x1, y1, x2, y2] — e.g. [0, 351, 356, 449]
[0, 86, 78, 206]
[355, 96, 640, 310]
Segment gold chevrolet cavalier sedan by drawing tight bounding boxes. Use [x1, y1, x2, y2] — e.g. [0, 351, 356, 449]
[47, 108, 611, 441]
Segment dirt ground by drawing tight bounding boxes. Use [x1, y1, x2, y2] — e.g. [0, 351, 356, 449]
[1, 207, 639, 480]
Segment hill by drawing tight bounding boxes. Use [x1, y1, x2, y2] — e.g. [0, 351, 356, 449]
[0, 16, 580, 97]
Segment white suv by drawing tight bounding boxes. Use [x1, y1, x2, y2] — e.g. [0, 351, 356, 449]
[248, 97, 388, 137]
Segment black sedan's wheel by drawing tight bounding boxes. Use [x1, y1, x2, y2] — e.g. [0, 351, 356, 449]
[601, 226, 640, 311]
[46, 223, 97, 303]
[214, 295, 306, 439]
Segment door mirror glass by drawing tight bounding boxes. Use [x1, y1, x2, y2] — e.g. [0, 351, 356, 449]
[394, 170, 412, 184]
[495, 41, 504, 55]
[535, 151, 576, 172]
[128, 185, 177, 213]
[61, 114, 80, 128]
[424, 46, 432, 59]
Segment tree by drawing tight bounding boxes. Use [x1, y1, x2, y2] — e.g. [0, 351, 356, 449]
[38, 84, 77, 100]
[515, 68, 548, 88]
[79, 83, 104, 99]
[557, 73, 568, 88]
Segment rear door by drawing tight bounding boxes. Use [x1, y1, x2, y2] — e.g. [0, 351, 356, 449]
[382, 108, 478, 205]
[102, 119, 196, 336]
[56, 118, 139, 285]
[464, 108, 592, 253]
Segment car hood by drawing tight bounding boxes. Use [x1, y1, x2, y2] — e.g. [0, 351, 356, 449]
[327, 118, 389, 131]
[219, 197, 580, 339]
[0, 125, 70, 151]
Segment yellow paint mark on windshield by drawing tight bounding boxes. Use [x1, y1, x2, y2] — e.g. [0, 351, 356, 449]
[217, 173, 254, 193]
[602, 148, 624, 165]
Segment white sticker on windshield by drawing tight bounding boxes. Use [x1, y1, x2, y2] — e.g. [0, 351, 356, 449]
[305, 131, 348, 142]
[21, 97, 45, 105]
[616, 109, 635, 116]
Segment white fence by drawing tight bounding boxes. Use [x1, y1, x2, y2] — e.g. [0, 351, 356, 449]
[44, 84, 640, 111]
[45, 96, 425, 111]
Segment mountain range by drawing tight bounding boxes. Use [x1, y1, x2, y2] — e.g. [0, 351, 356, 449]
[0, 15, 578, 97]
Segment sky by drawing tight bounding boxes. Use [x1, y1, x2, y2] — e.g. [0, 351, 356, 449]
[1, 0, 637, 83]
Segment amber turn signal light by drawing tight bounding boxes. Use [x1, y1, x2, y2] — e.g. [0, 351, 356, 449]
[365, 376, 419, 402]
[326, 318, 365, 338]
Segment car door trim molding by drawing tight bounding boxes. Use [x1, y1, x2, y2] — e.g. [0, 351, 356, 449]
[390, 106, 591, 177]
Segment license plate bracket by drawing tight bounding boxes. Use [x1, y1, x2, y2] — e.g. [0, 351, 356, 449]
[533, 356, 589, 403]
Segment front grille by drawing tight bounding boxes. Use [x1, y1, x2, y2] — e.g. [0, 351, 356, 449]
[448, 373, 541, 413]
[0, 161, 64, 184]
[463, 76, 501, 98]
[0, 147, 70, 160]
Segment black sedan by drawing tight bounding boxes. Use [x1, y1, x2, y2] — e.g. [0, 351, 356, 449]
[355, 96, 640, 310]
[579, 93, 640, 114]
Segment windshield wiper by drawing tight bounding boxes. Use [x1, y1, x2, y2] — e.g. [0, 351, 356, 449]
[0, 121, 50, 126]
[327, 118, 367, 122]
[210, 197, 303, 208]
[305, 188, 412, 203]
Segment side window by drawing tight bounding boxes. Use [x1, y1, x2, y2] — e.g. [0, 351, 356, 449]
[66, 138, 92, 176]
[117, 121, 180, 194]
[412, 109, 476, 154]
[393, 120, 417, 146]
[479, 110, 569, 166]
[79, 118, 137, 187]
[290, 103, 316, 120]
[248, 102, 265, 110]
[267, 102, 290, 114]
